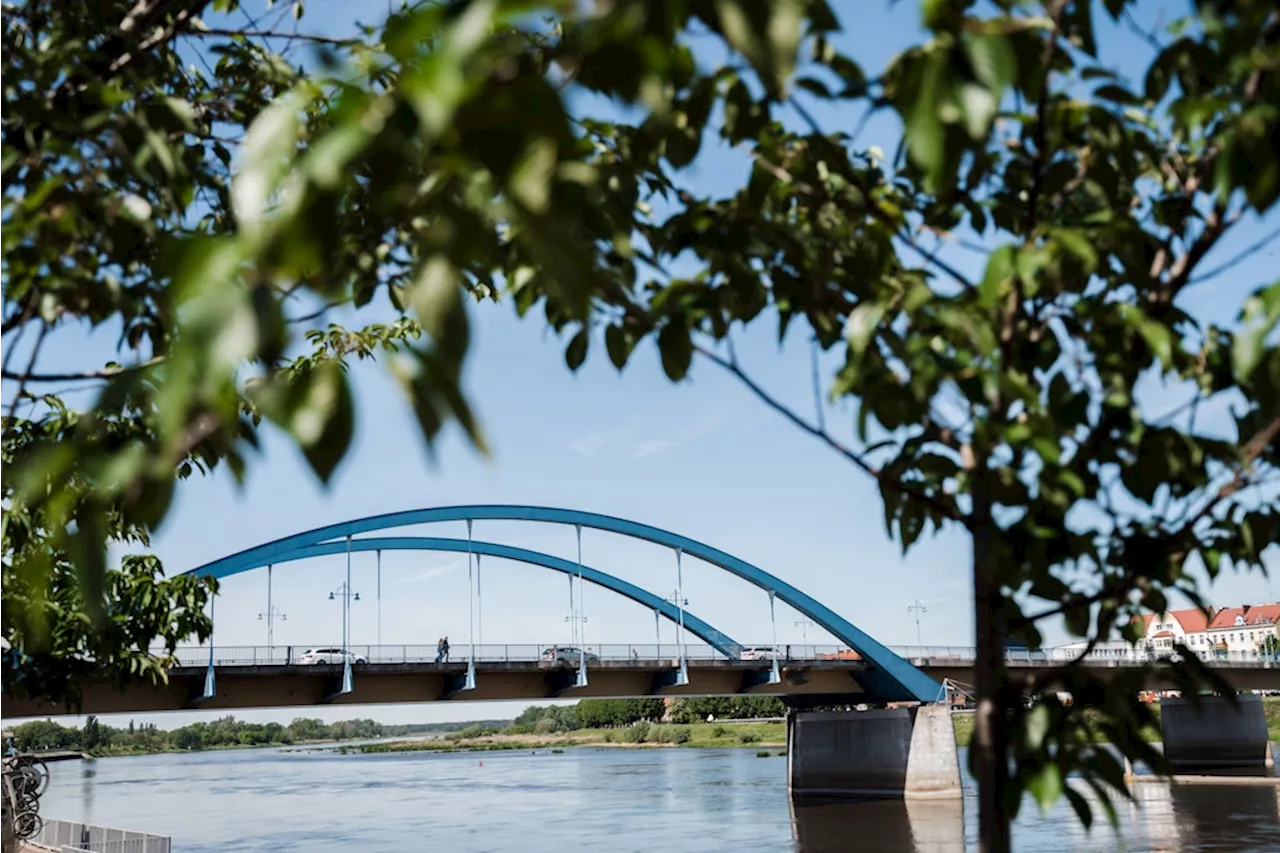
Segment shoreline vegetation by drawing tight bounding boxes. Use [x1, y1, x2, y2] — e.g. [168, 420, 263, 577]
[12, 698, 1279, 760]
[7, 715, 508, 758]
[344, 721, 788, 755]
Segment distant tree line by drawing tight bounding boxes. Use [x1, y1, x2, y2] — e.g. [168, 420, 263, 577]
[10, 715, 390, 755]
[10, 699, 789, 756]
[508, 697, 787, 733]
[664, 697, 786, 724]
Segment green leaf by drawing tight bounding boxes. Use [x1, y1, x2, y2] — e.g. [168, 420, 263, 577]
[232, 86, 315, 238]
[904, 51, 947, 182]
[964, 33, 1016, 91]
[565, 328, 588, 371]
[605, 325, 633, 370]
[958, 83, 997, 140]
[979, 245, 1016, 308]
[409, 256, 468, 359]
[1119, 304, 1173, 368]
[1026, 762, 1063, 812]
[844, 301, 886, 355]
[1232, 285, 1280, 381]
[1024, 703, 1050, 749]
[1051, 228, 1099, 274]
[1064, 786, 1094, 829]
[1094, 84, 1139, 105]
[713, 0, 805, 98]
[657, 322, 693, 381]
[298, 365, 354, 484]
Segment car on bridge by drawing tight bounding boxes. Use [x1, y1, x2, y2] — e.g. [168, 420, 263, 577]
[739, 646, 782, 661]
[540, 646, 600, 665]
[296, 648, 368, 666]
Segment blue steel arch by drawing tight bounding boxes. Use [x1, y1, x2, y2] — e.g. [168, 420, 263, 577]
[188, 505, 941, 702]
[251, 537, 742, 658]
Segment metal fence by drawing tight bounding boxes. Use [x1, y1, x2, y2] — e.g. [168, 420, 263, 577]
[29, 818, 170, 853]
[157, 642, 1280, 668]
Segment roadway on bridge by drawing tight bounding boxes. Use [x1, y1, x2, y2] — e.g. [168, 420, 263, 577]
[6, 645, 1278, 717]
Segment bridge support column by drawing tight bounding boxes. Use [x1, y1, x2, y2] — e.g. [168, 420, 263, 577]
[1160, 694, 1275, 770]
[787, 704, 961, 799]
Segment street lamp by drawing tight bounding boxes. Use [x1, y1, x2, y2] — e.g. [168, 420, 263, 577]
[257, 607, 287, 649]
[660, 590, 688, 660]
[907, 600, 927, 655]
[794, 617, 816, 647]
[330, 583, 360, 654]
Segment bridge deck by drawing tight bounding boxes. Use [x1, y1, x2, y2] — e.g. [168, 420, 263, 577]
[6, 653, 1278, 718]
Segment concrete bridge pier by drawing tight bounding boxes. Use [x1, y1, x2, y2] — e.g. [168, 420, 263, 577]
[1160, 694, 1275, 771]
[787, 705, 962, 799]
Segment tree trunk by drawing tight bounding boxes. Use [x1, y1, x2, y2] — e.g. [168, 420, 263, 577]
[972, 486, 1010, 853]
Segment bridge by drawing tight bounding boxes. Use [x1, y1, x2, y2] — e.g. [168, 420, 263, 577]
[11, 505, 1277, 793]
[6, 644, 1277, 717]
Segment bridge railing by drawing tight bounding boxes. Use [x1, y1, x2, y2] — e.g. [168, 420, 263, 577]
[158, 643, 1280, 668]
[162, 643, 867, 667]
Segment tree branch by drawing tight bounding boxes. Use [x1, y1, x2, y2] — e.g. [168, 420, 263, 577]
[285, 300, 347, 325]
[2, 321, 50, 433]
[0, 356, 165, 384]
[693, 342, 970, 527]
[1186, 225, 1280, 285]
[189, 27, 362, 47]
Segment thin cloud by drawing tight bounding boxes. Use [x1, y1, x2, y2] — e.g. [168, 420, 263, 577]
[633, 439, 676, 458]
[569, 431, 609, 456]
[388, 560, 463, 587]
[629, 403, 737, 458]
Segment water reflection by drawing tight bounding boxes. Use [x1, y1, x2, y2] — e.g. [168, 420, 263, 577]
[791, 799, 964, 853]
[1165, 783, 1280, 851]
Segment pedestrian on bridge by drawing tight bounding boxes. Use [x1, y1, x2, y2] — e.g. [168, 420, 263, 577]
[434, 638, 444, 663]
[441, 636, 450, 663]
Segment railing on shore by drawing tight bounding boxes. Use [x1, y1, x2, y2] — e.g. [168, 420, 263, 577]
[156, 643, 1280, 669]
[28, 818, 170, 853]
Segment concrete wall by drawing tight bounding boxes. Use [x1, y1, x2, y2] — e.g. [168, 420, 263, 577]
[788, 705, 961, 799]
[1161, 694, 1275, 769]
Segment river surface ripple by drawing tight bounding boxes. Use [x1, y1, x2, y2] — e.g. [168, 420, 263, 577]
[39, 745, 1280, 852]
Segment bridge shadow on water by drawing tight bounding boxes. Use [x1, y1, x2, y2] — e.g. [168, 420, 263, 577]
[790, 798, 965, 853]
[1135, 782, 1280, 852]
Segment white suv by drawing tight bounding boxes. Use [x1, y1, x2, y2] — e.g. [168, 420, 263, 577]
[296, 648, 367, 665]
[740, 646, 781, 661]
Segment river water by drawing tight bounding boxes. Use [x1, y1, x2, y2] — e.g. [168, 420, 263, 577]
[40, 745, 1280, 852]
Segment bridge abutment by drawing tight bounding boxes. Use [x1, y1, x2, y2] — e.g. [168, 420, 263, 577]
[1160, 694, 1275, 770]
[787, 704, 962, 799]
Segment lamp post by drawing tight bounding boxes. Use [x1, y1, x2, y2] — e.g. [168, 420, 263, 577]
[257, 607, 287, 649]
[662, 590, 688, 660]
[329, 583, 360, 653]
[564, 611, 588, 644]
[794, 617, 816, 651]
[907, 600, 927, 655]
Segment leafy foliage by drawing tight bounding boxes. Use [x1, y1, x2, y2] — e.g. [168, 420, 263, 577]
[9, 714, 388, 755]
[3, 2, 1279, 850]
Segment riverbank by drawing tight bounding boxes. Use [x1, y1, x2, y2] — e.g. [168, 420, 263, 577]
[347, 721, 787, 754]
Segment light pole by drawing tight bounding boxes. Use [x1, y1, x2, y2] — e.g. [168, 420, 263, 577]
[257, 607, 286, 649]
[663, 590, 688, 661]
[329, 583, 360, 652]
[794, 617, 816, 647]
[564, 611, 588, 644]
[907, 600, 927, 655]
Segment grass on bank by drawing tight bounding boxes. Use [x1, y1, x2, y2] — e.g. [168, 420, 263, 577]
[351, 720, 787, 754]
[355, 697, 1280, 756]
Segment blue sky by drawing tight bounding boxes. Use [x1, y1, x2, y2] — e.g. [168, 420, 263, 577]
[6, 0, 1278, 728]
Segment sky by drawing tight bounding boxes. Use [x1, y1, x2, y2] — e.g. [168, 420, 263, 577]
[4, 0, 1278, 730]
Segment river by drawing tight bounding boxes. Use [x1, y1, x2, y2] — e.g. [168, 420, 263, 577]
[40, 745, 1280, 852]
